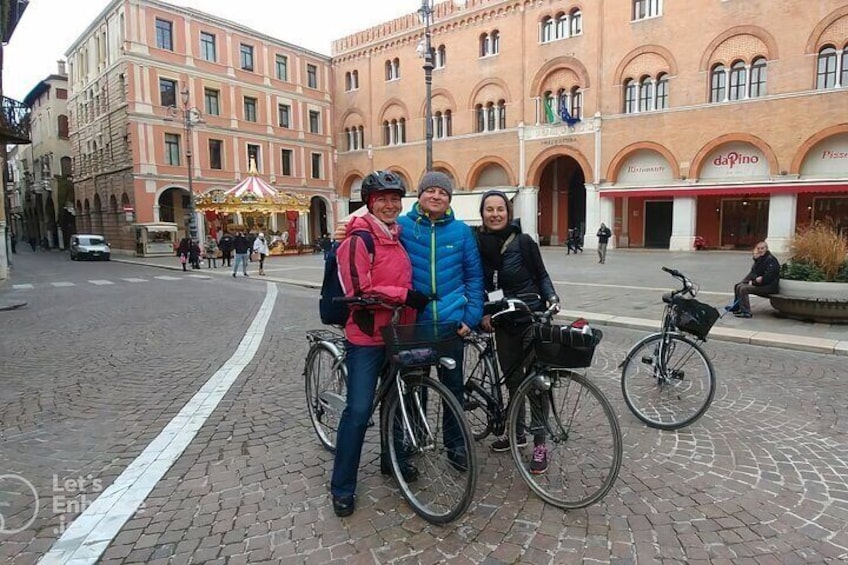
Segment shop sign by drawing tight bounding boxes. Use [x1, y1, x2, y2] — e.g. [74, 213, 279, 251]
[617, 149, 673, 184]
[701, 143, 769, 180]
[800, 133, 848, 177]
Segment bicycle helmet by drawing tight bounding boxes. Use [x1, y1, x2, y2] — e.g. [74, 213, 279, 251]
[360, 170, 406, 206]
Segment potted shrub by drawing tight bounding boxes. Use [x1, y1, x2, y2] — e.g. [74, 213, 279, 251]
[770, 222, 848, 323]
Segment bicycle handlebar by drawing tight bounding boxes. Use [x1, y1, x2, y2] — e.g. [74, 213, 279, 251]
[488, 296, 559, 324]
[661, 266, 697, 297]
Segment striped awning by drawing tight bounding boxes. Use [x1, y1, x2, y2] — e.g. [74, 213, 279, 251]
[224, 175, 279, 199]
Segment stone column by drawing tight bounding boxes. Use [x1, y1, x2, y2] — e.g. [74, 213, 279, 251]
[669, 196, 697, 251]
[514, 185, 539, 242]
[583, 183, 601, 250]
[766, 193, 796, 254]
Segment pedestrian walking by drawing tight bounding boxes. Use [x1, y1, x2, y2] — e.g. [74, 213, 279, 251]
[29, 236, 37, 251]
[596, 223, 612, 264]
[10, 232, 17, 254]
[189, 239, 201, 269]
[218, 231, 234, 267]
[252, 232, 269, 275]
[232, 231, 250, 277]
[204, 237, 218, 268]
[177, 236, 192, 271]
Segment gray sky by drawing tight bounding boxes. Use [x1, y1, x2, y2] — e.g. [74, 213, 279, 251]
[3, 0, 422, 100]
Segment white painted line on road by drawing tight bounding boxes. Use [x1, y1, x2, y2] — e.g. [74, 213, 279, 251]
[184, 274, 211, 279]
[551, 279, 731, 297]
[51, 282, 76, 287]
[40, 282, 279, 565]
[122, 278, 148, 283]
[88, 280, 114, 286]
[153, 275, 183, 281]
[12, 284, 33, 289]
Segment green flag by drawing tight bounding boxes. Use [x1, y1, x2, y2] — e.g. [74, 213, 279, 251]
[544, 99, 556, 123]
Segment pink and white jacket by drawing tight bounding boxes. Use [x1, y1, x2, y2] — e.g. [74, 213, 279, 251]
[337, 213, 416, 346]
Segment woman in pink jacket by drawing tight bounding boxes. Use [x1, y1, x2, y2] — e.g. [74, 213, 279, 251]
[331, 171, 430, 517]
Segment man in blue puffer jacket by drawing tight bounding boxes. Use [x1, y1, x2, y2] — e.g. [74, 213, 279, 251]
[398, 171, 484, 471]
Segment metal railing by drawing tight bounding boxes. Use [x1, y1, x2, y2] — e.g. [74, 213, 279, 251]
[0, 95, 31, 144]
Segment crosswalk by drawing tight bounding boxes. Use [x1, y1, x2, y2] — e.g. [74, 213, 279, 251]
[12, 274, 212, 290]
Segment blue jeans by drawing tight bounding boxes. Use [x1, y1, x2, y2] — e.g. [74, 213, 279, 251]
[232, 252, 248, 275]
[331, 343, 384, 498]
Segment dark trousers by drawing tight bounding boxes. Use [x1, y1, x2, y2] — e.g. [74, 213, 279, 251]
[495, 324, 546, 445]
[734, 281, 778, 313]
[221, 250, 232, 266]
[332, 344, 384, 498]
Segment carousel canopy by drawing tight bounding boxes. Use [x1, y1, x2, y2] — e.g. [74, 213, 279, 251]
[195, 159, 310, 213]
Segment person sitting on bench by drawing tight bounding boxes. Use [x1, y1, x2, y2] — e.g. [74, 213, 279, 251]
[731, 241, 780, 318]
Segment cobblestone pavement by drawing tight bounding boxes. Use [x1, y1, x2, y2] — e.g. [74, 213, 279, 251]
[2, 252, 848, 564]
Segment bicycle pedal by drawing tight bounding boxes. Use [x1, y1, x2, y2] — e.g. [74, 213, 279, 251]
[640, 356, 654, 365]
[671, 370, 685, 380]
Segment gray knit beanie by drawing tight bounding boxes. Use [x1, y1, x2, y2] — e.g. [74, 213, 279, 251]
[417, 171, 454, 200]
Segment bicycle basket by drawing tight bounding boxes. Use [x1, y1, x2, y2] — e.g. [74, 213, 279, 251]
[673, 298, 720, 340]
[532, 324, 603, 369]
[380, 322, 460, 365]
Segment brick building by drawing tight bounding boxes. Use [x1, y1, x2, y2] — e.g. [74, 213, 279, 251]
[65, 0, 335, 254]
[331, 0, 848, 252]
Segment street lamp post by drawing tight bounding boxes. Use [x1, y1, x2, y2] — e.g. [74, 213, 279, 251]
[169, 86, 203, 240]
[418, 0, 435, 173]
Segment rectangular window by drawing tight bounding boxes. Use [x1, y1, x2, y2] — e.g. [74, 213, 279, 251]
[200, 31, 216, 62]
[307, 64, 318, 88]
[311, 152, 322, 179]
[276, 54, 288, 81]
[633, 0, 661, 20]
[159, 78, 177, 107]
[711, 70, 727, 103]
[309, 110, 320, 134]
[204, 88, 220, 116]
[165, 133, 180, 165]
[155, 19, 173, 51]
[56, 88, 68, 100]
[243, 96, 257, 122]
[281, 149, 293, 176]
[278, 103, 291, 128]
[240, 43, 254, 71]
[209, 139, 223, 170]
[247, 144, 261, 170]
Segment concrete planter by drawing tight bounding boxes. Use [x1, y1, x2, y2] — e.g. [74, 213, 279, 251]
[770, 280, 848, 323]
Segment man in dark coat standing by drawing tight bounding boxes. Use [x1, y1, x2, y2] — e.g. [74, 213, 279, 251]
[732, 241, 780, 318]
[218, 231, 234, 267]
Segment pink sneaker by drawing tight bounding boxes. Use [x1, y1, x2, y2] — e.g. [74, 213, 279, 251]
[530, 444, 548, 475]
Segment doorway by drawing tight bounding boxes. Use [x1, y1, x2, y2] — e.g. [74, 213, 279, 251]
[721, 198, 768, 249]
[537, 156, 586, 245]
[644, 201, 672, 248]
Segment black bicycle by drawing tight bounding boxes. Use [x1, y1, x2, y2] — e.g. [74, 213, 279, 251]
[619, 267, 721, 430]
[304, 297, 478, 524]
[463, 297, 622, 509]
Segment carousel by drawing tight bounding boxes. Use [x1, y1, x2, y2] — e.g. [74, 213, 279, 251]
[195, 160, 311, 255]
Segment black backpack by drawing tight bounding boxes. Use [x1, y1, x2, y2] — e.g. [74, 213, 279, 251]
[319, 231, 375, 325]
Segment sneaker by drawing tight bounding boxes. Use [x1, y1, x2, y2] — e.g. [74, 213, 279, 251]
[529, 444, 549, 475]
[490, 435, 528, 452]
[733, 311, 752, 318]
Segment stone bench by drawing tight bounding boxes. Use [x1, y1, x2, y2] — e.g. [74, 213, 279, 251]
[769, 281, 848, 324]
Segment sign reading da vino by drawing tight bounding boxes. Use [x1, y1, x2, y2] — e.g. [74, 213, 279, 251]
[701, 142, 770, 180]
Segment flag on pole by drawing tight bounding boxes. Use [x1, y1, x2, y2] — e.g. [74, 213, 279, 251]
[559, 97, 581, 127]
[544, 98, 556, 123]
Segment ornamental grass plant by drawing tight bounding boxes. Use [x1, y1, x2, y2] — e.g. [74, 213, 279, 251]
[780, 221, 848, 282]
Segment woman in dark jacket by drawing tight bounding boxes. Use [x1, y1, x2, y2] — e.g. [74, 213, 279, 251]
[476, 190, 559, 475]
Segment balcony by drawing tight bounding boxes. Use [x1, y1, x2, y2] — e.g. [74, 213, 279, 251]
[0, 95, 31, 144]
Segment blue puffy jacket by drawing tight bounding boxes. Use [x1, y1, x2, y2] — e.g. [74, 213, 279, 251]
[398, 204, 484, 328]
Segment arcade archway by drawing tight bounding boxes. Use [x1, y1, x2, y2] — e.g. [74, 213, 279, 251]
[536, 155, 587, 246]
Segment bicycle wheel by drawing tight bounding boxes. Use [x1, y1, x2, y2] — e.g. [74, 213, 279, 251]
[383, 372, 478, 524]
[508, 370, 622, 509]
[304, 342, 347, 452]
[621, 333, 716, 430]
[463, 338, 496, 440]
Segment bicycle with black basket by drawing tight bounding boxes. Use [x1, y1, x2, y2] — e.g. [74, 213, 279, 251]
[304, 296, 478, 524]
[619, 267, 722, 430]
[463, 296, 622, 509]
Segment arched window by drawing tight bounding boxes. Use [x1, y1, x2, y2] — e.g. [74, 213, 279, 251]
[357, 126, 364, 149]
[61, 156, 72, 177]
[655, 73, 669, 109]
[555, 13, 567, 39]
[434, 111, 443, 138]
[497, 100, 506, 130]
[57, 115, 69, 139]
[570, 86, 582, 118]
[445, 110, 452, 137]
[486, 102, 495, 131]
[397, 118, 406, 144]
[747, 58, 765, 98]
[638, 76, 653, 112]
[570, 9, 582, 35]
[435, 45, 446, 68]
[385, 60, 393, 81]
[491, 30, 500, 54]
[475, 103, 485, 132]
[842, 46, 848, 88]
[729, 60, 747, 100]
[345, 72, 351, 91]
[817, 46, 838, 89]
[351, 70, 359, 89]
[479, 33, 488, 57]
[540, 16, 553, 43]
[382, 120, 391, 145]
[393, 58, 400, 79]
[624, 79, 637, 113]
[710, 64, 727, 102]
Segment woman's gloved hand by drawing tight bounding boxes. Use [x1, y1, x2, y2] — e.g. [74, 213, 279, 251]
[405, 289, 431, 312]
